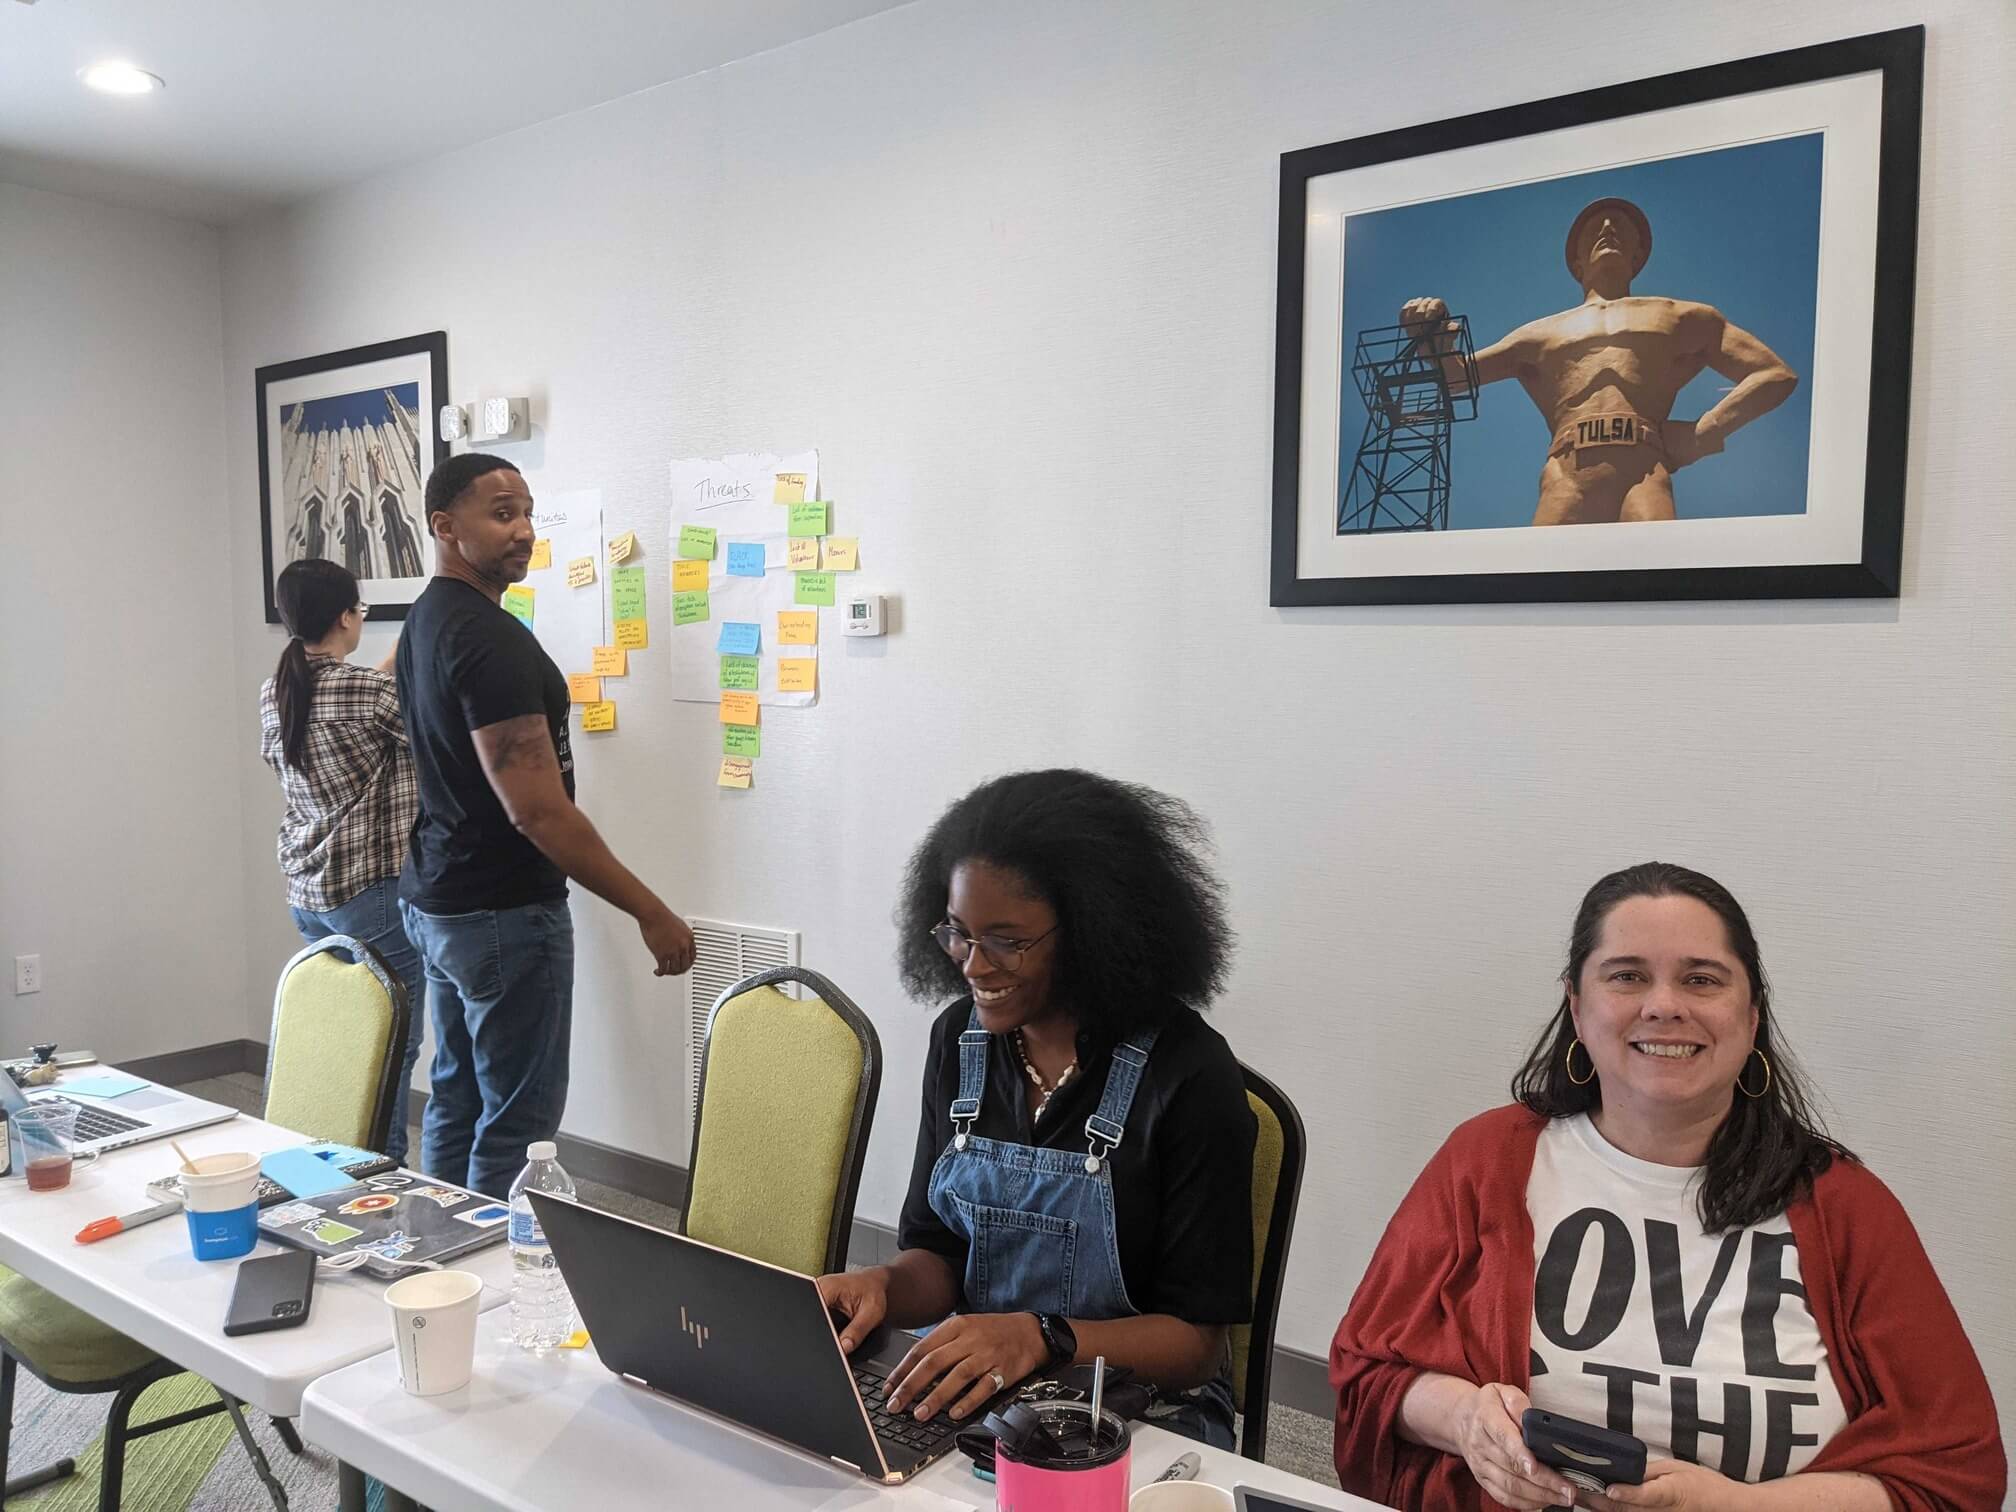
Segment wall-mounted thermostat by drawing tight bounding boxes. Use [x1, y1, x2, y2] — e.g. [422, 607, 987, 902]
[843, 594, 885, 637]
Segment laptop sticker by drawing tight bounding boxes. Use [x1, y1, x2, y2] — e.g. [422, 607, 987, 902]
[454, 1203, 511, 1228]
[366, 1174, 415, 1190]
[355, 1230, 417, 1260]
[258, 1201, 323, 1229]
[304, 1219, 362, 1244]
[337, 1193, 399, 1216]
[408, 1185, 472, 1210]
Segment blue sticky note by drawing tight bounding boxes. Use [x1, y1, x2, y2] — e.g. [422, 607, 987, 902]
[716, 621, 760, 656]
[58, 1073, 148, 1099]
[727, 542, 766, 578]
[261, 1147, 356, 1199]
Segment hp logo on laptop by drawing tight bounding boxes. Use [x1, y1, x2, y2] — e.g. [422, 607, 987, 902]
[679, 1306, 710, 1350]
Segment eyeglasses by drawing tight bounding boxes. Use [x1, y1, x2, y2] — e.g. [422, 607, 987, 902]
[353, 602, 370, 619]
[930, 921, 1059, 975]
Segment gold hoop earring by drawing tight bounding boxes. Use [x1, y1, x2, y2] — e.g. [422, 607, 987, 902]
[1565, 1038, 1596, 1086]
[1739, 1047, 1773, 1099]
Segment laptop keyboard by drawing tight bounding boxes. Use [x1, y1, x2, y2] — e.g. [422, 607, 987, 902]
[851, 1359, 961, 1462]
[40, 1097, 146, 1143]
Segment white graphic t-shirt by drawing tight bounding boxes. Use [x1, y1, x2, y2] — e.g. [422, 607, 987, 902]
[1525, 1114, 1847, 1482]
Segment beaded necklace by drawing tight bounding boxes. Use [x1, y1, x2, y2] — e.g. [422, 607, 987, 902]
[1012, 1029, 1079, 1119]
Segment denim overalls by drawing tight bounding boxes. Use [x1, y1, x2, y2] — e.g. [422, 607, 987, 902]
[924, 1011, 1236, 1447]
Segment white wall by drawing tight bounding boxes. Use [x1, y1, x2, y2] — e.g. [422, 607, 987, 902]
[219, 0, 2016, 1423]
[0, 182, 250, 1061]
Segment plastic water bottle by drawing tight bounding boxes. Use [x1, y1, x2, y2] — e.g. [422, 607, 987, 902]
[507, 1140, 576, 1350]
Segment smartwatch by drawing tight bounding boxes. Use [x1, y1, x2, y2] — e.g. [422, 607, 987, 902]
[1032, 1312, 1077, 1370]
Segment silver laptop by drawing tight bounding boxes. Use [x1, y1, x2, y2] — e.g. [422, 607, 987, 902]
[1, 1067, 238, 1169]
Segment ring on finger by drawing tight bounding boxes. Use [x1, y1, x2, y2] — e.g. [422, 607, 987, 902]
[989, 1370, 1006, 1393]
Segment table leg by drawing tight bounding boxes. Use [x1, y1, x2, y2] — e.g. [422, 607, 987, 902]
[219, 1390, 291, 1510]
[383, 1487, 423, 1512]
[337, 1460, 369, 1512]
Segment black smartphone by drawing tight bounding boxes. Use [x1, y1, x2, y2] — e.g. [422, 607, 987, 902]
[222, 1250, 317, 1336]
[1520, 1408, 1647, 1494]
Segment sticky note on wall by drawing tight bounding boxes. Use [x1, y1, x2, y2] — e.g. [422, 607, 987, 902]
[718, 692, 759, 725]
[819, 537, 858, 571]
[673, 558, 710, 592]
[718, 758, 754, 789]
[528, 539, 553, 571]
[776, 659, 816, 694]
[727, 542, 766, 578]
[567, 557, 597, 588]
[718, 655, 759, 691]
[716, 622, 760, 657]
[581, 702, 617, 732]
[502, 585, 535, 626]
[794, 572, 836, 606]
[567, 674, 602, 704]
[673, 591, 709, 626]
[787, 536, 819, 570]
[608, 532, 636, 564]
[610, 566, 647, 622]
[787, 501, 829, 538]
[773, 473, 807, 504]
[591, 646, 628, 676]
[722, 724, 761, 758]
[677, 525, 717, 559]
[614, 618, 648, 649]
[777, 610, 817, 645]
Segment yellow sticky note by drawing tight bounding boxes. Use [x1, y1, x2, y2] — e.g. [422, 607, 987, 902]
[718, 691, 759, 725]
[777, 610, 817, 645]
[787, 535, 819, 570]
[717, 758, 754, 789]
[608, 531, 636, 564]
[776, 658, 816, 694]
[581, 701, 617, 732]
[820, 537, 859, 571]
[567, 674, 602, 705]
[591, 646, 628, 676]
[559, 1329, 591, 1350]
[566, 557, 596, 588]
[773, 472, 807, 504]
[528, 539, 553, 571]
[672, 557, 710, 592]
[613, 617, 648, 649]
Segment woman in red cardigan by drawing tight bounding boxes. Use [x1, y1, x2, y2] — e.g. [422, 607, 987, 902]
[1330, 862, 2003, 1511]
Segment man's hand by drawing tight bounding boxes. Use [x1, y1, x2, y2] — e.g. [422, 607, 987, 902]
[1663, 419, 1724, 470]
[884, 1312, 1047, 1423]
[640, 906, 695, 976]
[1452, 1383, 1580, 1510]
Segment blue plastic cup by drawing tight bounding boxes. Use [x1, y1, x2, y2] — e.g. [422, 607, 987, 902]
[179, 1153, 262, 1261]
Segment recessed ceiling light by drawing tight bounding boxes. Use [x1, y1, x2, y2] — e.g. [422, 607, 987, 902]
[79, 61, 164, 96]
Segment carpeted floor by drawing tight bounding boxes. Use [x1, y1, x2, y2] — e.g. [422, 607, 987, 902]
[4, 1072, 1343, 1507]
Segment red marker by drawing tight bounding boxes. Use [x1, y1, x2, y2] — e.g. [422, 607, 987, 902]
[76, 1200, 182, 1244]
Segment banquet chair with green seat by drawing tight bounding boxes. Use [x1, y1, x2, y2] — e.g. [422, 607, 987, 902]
[1227, 1064, 1307, 1464]
[680, 967, 881, 1277]
[0, 933, 412, 1510]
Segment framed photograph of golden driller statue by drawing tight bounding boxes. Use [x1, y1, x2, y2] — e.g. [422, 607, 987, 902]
[1271, 27, 1923, 606]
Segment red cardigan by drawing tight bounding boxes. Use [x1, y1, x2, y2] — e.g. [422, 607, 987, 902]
[1328, 1105, 2005, 1511]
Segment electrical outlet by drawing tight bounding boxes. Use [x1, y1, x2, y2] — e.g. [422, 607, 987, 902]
[14, 955, 41, 995]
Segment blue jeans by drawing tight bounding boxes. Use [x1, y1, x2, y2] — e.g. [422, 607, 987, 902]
[398, 897, 574, 1199]
[289, 876, 425, 1164]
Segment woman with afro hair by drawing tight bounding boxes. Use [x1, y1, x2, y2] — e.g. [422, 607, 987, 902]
[818, 769, 1256, 1448]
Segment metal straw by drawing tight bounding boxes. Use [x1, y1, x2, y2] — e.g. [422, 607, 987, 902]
[1088, 1354, 1106, 1456]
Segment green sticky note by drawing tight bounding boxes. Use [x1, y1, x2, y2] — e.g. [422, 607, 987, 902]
[722, 724, 761, 758]
[787, 501, 829, 538]
[673, 590, 709, 626]
[611, 565, 647, 622]
[501, 586, 534, 627]
[794, 571, 837, 606]
[719, 655, 759, 690]
[677, 525, 718, 559]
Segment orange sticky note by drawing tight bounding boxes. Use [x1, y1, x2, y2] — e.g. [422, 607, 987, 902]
[776, 658, 816, 694]
[608, 531, 636, 564]
[718, 691, 759, 725]
[581, 702, 616, 732]
[717, 757, 753, 789]
[566, 556, 596, 588]
[786, 536, 819, 570]
[613, 618, 648, 649]
[773, 472, 807, 504]
[672, 558, 709, 592]
[528, 539, 553, 571]
[567, 674, 602, 705]
[777, 610, 817, 645]
[591, 646, 627, 676]
[819, 537, 858, 571]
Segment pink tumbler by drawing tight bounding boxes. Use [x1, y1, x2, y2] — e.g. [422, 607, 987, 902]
[988, 1400, 1131, 1512]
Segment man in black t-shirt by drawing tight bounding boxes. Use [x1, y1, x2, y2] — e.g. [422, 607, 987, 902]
[396, 453, 694, 1196]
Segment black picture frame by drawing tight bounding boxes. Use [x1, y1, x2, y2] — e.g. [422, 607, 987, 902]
[1270, 27, 1924, 607]
[256, 331, 449, 623]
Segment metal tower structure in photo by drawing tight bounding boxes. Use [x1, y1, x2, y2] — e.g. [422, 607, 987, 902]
[1338, 315, 1480, 534]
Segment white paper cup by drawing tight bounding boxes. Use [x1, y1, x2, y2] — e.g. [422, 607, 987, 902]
[1130, 1484, 1235, 1512]
[385, 1269, 484, 1396]
[179, 1152, 262, 1212]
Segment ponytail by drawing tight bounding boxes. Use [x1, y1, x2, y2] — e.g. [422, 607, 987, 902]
[272, 558, 362, 771]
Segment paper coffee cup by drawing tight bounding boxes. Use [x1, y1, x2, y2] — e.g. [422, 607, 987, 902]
[386, 1269, 484, 1396]
[180, 1152, 262, 1261]
[1130, 1484, 1235, 1512]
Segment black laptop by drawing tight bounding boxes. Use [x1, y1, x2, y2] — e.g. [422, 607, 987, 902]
[528, 1190, 1008, 1484]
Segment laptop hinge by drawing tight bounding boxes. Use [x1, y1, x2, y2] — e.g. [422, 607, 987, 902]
[828, 1457, 862, 1475]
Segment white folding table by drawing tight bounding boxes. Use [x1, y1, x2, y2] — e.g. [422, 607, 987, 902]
[303, 1308, 1382, 1512]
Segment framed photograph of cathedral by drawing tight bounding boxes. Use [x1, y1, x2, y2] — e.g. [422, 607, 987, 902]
[1271, 28, 1922, 606]
[256, 331, 448, 623]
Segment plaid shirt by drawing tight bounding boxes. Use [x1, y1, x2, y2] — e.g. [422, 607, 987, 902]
[259, 657, 417, 912]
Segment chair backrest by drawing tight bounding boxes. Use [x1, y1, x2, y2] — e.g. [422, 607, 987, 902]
[1229, 1063, 1307, 1464]
[681, 967, 881, 1277]
[263, 934, 411, 1152]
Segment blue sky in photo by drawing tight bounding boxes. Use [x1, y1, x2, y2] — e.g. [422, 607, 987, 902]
[1337, 133, 1823, 531]
[281, 382, 419, 435]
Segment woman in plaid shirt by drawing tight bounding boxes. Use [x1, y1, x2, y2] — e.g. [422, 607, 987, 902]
[260, 558, 425, 1162]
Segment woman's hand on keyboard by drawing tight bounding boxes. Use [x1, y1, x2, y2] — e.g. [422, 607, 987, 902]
[884, 1312, 1044, 1422]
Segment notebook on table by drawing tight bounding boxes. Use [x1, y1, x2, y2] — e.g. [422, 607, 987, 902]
[250, 1170, 511, 1279]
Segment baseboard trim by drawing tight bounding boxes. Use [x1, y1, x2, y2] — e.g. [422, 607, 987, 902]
[119, 1038, 264, 1085]
[554, 1130, 690, 1211]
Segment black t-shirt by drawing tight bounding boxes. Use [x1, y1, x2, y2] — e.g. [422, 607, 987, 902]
[396, 578, 574, 913]
[896, 998, 1256, 1325]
